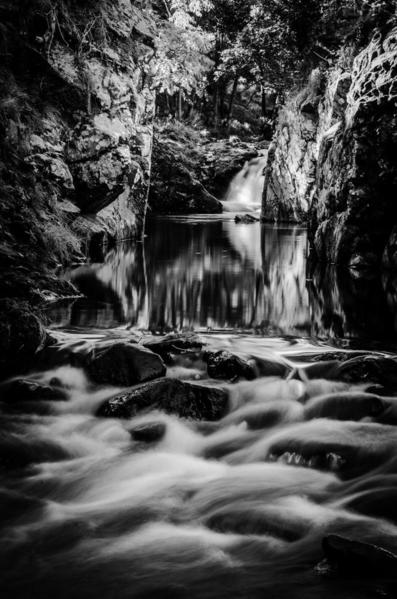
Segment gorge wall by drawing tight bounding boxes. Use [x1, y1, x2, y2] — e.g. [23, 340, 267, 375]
[0, 0, 155, 300]
[0, 0, 156, 375]
[262, 27, 397, 269]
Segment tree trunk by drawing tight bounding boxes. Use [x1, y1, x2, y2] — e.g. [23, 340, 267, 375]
[261, 87, 267, 118]
[178, 89, 182, 120]
[226, 75, 239, 127]
[214, 83, 220, 131]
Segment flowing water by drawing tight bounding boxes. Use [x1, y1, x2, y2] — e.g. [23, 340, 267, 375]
[3, 166, 397, 598]
[222, 153, 267, 213]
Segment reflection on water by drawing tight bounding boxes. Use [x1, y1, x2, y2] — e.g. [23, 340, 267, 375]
[52, 218, 310, 334]
[50, 217, 397, 346]
[308, 266, 397, 347]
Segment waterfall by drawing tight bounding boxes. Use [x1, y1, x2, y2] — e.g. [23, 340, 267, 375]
[222, 152, 268, 213]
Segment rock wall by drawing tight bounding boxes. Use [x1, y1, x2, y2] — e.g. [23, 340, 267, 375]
[262, 28, 397, 269]
[0, 0, 155, 277]
[0, 0, 157, 374]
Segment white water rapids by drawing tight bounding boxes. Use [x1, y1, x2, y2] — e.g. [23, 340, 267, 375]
[2, 333, 397, 599]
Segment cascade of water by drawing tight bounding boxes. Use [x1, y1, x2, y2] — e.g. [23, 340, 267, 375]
[222, 152, 268, 213]
[2, 353, 397, 599]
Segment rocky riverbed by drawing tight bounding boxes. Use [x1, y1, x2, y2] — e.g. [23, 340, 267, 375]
[2, 324, 397, 598]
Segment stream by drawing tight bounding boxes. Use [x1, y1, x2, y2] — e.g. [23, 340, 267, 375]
[2, 161, 397, 598]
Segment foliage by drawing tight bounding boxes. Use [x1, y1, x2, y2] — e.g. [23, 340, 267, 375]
[150, 0, 213, 97]
[203, 0, 397, 95]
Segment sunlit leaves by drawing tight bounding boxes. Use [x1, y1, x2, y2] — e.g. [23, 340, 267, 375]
[150, 0, 213, 96]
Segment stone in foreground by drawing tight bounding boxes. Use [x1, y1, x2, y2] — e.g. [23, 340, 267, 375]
[234, 214, 259, 224]
[204, 350, 256, 380]
[86, 342, 166, 386]
[0, 303, 49, 378]
[97, 378, 228, 420]
[318, 534, 397, 578]
[0, 379, 67, 402]
[266, 421, 397, 479]
[143, 334, 203, 363]
[129, 422, 166, 443]
[333, 355, 397, 388]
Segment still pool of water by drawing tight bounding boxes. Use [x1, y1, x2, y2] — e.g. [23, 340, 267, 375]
[50, 216, 397, 348]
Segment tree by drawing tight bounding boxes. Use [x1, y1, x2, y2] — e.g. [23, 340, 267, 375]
[150, 0, 213, 117]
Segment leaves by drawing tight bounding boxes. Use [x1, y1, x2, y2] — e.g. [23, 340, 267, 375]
[149, 0, 213, 96]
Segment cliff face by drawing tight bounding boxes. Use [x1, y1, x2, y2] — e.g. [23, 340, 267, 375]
[0, 0, 158, 375]
[262, 28, 397, 269]
[0, 0, 155, 301]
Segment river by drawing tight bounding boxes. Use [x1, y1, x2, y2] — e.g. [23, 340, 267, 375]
[50, 215, 397, 347]
[2, 179, 397, 597]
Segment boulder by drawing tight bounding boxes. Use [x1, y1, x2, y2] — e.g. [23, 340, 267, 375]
[0, 433, 69, 470]
[304, 392, 386, 421]
[0, 379, 67, 403]
[129, 421, 166, 443]
[143, 334, 203, 364]
[86, 342, 166, 386]
[234, 214, 259, 224]
[297, 360, 344, 381]
[203, 350, 256, 381]
[318, 534, 397, 577]
[97, 378, 228, 420]
[333, 355, 397, 388]
[266, 421, 397, 479]
[255, 357, 291, 378]
[346, 488, 397, 523]
[0, 302, 49, 379]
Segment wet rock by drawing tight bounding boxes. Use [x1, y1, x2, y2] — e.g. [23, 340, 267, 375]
[311, 351, 369, 363]
[266, 421, 397, 479]
[319, 534, 397, 577]
[254, 357, 291, 378]
[286, 351, 375, 366]
[295, 354, 397, 387]
[0, 302, 49, 379]
[143, 334, 203, 364]
[86, 342, 166, 386]
[234, 214, 259, 224]
[203, 350, 256, 381]
[346, 488, 397, 523]
[268, 450, 346, 472]
[0, 379, 67, 403]
[333, 355, 397, 388]
[296, 360, 342, 381]
[97, 378, 228, 421]
[129, 422, 166, 443]
[304, 392, 386, 421]
[0, 433, 69, 470]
